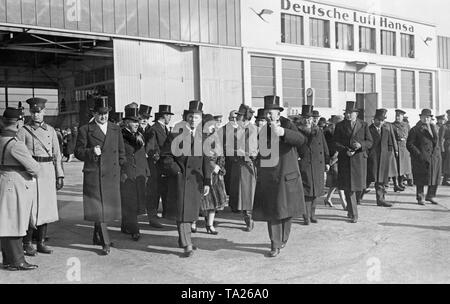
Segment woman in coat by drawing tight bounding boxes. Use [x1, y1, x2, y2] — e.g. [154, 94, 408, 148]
[297, 106, 330, 224]
[391, 110, 412, 191]
[120, 103, 150, 241]
[75, 97, 126, 255]
[406, 109, 442, 205]
[253, 96, 307, 258]
[229, 104, 258, 232]
[170, 101, 212, 257]
[0, 108, 40, 271]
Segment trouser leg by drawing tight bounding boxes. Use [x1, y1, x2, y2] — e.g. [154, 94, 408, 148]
[146, 167, 159, 218]
[426, 185, 438, 199]
[345, 191, 358, 220]
[416, 185, 425, 202]
[310, 198, 318, 221]
[304, 200, 312, 221]
[375, 182, 386, 205]
[159, 176, 169, 218]
[282, 218, 292, 244]
[268, 220, 283, 250]
[23, 228, 33, 245]
[177, 222, 192, 248]
[96, 222, 110, 246]
[1, 237, 25, 266]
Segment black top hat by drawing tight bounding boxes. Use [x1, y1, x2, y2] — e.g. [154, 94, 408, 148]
[395, 109, 407, 115]
[92, 96, 112, 114]
[374, 108, 388, 120]
[312, 110, 321, 118]
[236, 104, 255, 117]
[139, 104, 153, 119]
[255, 108, 267, 120]
[110, 112, 123, 122]
[436, 115, 446, 120]
[187, 100, 203, 114]
[2, 107, 22, 122]
[26, 97, 47, 112]
[300, 105, 314, 117]
[202, 114, 215, 126]
[213, 115, 223, 120]
[263, 95, 284, 112]
[156, 105, 174, 115]
[446, 109, 450, 115]
[419, 109, 433, 117]
[182, 110, 189, 121]
[124, 103, 140, 121]
[344, 101, 359, 113]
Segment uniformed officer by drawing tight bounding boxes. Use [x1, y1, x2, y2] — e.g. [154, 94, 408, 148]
[17, 98, 64, 256]
[120, 103, 150, 241]
[0, 108, 40, 271]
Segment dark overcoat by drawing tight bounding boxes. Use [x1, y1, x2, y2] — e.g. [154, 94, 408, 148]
[406, 122, 442, 186]
[334, 119, 373, 192]
[253, 117, 307, 222]
[169, 124, 213, 222]
[367, 123, 397, 184]
[121, 128, 150, 215]
[439, 122, 450, 175]
[297, 126, 330, 197]
[75, 121, 126, 222]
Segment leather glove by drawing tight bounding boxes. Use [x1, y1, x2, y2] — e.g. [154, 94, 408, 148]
[56, 177, 64, 190]
[204, 185, 210, 196]
[121, 173, 128, 183]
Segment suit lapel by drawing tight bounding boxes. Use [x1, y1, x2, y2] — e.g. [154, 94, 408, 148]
[103, 122, 114, 149]
[352, 120, 362, 138]
[154, 122, 167, 142]
[370, 124, 380, 141]
[89, 122, 106, 143]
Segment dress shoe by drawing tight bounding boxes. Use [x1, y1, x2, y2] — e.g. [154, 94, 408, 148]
[350, 218, 358, 223]
[121, 227, 132, 235]
[324, 199, 334, 208]
[363, 189, 371, 195]
[100, 245, 110, 256]
[394, 186, 405, 192]
[418, 200, 426, 206]
[37, 242, 53, 254]
[183, 246, 195, 258]
[131, 233, 141, 241]
[6, 262, 38, 271]
[268, 248, 280, 258]
[206, 226, 219, 235]
[377, 202, 393, 207]
[442, 181, 450, 186]
[191, 226, 197, 233]
[245, 220, 254, 232]
[281, 242, 287, 249]
[310, 218, 318, 224]
[426, 197, 438, 205]
[93, 239, 114, 247]
[23, 243, 37, 257]
[149, 219, 164, 229]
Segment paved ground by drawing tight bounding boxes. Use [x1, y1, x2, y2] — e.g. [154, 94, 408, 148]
[1, 160, 449, 284]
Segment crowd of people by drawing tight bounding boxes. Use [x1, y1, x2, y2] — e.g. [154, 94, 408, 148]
[0, 94, 449, 271]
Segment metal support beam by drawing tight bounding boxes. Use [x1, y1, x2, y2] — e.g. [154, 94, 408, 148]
[0, 45, 113, 57]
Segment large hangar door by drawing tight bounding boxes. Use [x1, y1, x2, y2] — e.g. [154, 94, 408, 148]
[114, 39, 199, 120]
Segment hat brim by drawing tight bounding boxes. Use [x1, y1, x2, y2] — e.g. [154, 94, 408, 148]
[264, 106, 284, 112]
[420, 114, 433, 117]
[124, 116, 140, 122]
[156, 112, 174, 116]
[92, 106, 112, 114]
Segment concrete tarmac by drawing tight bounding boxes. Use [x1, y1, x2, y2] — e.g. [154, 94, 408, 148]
[1, 160, 449, 284]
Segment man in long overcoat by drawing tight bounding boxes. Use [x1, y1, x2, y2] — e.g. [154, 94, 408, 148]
[297, 105, 330, 224]
[439, 110, 450, 186]
[253, 96, 307, 258]
[367, 109, 397, 207]
[145, 105, 174, 227]
[17, 98, 64, 256]
[75, 96, 126, 255]
[120, 103, 150, 241]
[0, 108, 40, 271]
[391, 109, 412, 190]
[334, 101, 373, 223]
[406, 109, 442, 205]
[170, 100, 212, 257]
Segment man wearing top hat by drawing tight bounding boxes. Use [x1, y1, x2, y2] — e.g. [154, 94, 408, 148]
[333, 101, 373, 223]
[439, 110, 450, 186]
[407, 109, 442, 205]
[17, 97, 64, 256]
[145, 105, 175, 227]
[296, 105, 330, 224]
[253, 95, 307, 258]
[75, 96, 126, 255]
[0, 108, 40, 271]
[220, 110, 239, 195]
[311, 110, 321, 127]
[138, 104, 152, 134]
[120, 103, 150, 241]
[170, 100, 212, 257]
[255, 109, 268, 130]
[390, 109, 412, 191]
[366, 109, 397, 207]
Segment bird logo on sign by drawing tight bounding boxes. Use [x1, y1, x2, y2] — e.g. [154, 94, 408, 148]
[250, 8, 274, 23]
[422, 37, 433, 46]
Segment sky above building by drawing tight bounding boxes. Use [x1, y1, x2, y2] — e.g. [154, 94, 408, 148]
[324, 0, 450, 36]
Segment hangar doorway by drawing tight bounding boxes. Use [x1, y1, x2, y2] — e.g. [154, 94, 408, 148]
[0, 29, 114, 129]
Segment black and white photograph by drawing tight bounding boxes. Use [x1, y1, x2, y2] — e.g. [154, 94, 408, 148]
[0, 0, 449, 290]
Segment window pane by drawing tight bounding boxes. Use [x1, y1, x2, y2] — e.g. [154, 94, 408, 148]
[310, 18, 329, 48]
[282, 59, 304, 107]
[346, 72, 355, 92]
[311, 62, 331, 107]
[338, 71, 346, 91]
[281, 13, 303, 45]
[364, 74, 375, 93]
[381, 30, 396, 56]
[336, 22, 353, 50]
[401, 34, 415, 58]
[419, 72, 433, 109]
[360, 26, 376, 53]
[382, 69, 397, 108]
[402, 70, 415, 109]
[356, 73, 364, 92]
[251, 57, 275, 108]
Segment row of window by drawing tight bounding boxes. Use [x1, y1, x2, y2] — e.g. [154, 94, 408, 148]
[250, 56, 433, 109]
[281, 14, 415, 58]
